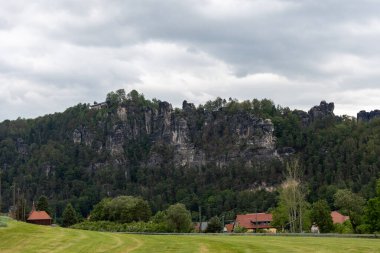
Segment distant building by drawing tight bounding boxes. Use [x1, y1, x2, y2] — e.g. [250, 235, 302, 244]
[331, 211, 349, 224]
[235, 213, 276, 233]
[194, 222, 208, 232]
[311, 223, 320, 233]
[224, 223, 234, 233]
[89, 101, 107, 110]
[27, 211, 52, 226]
[27, 203, 52, 226]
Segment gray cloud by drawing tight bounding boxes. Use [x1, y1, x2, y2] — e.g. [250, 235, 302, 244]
[1, 0, 380, 120]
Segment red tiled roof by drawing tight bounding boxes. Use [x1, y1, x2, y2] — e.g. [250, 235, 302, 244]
[331, 211, 349, 224]
[27, 210, 52, 221]
[235, 213, 273, 229]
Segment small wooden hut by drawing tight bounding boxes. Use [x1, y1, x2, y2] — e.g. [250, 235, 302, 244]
[27, 203, 52, 225]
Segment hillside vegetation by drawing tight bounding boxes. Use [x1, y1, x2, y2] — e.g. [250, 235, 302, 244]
[0, 219, 379, 253]
[0, 89, 380, 221]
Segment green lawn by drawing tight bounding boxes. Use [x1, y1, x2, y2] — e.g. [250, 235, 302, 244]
[0, 218, 379, 253]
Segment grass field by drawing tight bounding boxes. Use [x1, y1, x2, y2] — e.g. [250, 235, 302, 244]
[0, 218, 379, 253]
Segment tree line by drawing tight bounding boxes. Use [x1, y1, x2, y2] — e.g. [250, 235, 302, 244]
[272, 160, 380, 234]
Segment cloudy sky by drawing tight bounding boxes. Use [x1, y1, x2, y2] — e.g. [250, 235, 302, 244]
[1, 0, 380, 120]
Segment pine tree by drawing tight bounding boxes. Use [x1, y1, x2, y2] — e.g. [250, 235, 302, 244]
[36, 195, 50, 214]
[205, 216, 222, 233]
[62, 203, 78, 227]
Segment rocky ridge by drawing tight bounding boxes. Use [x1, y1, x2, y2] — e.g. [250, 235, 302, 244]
[70, 99, 341, 172]
[72, 99, 277, 169]
[357, 110, 380, 122]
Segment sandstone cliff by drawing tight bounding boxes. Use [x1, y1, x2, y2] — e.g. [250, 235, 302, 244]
[73, 99, 278, 170]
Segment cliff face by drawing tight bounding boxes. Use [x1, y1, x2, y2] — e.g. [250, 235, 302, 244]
[73, 100, 277, 169]
[357, 110, 380, 122]
[71, 99, 342, 172]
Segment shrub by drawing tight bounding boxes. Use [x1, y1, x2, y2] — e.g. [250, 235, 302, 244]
[333, 220, 353, 234]
[356, 224, 371, 234]
[0, 216, 8, 228]
[205, 216, 222, 233]
[233, 225, 248, 233]
[71, 220, 170, 233]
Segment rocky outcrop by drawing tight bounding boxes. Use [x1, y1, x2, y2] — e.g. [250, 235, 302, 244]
[72, 126, 93, 146]
[117, 107, 128, 121]
[308, 101, 335, 122]
[72, 129, 82, 144]
[292, 101, 335, 125]
[106, 125, 125, 156]
[293, 110, 310, 126]
[74, 99, 278, 168]
[357, 110, 380, 122]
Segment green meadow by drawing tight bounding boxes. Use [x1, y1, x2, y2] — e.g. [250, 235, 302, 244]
[0, 218, 379, 253]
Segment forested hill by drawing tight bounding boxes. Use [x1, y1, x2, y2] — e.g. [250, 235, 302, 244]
[0, 89, 379, 220]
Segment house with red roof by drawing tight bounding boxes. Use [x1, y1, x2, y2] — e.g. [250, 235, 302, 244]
[27, 203, 52, 226]
[234, 213, 276, 233]
[331, 211, 349, 224]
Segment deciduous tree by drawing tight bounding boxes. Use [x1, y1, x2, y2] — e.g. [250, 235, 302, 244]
[364, 179, 380, 233]
[279, 159, 308, 233]
[310, 199, 333, 233]
[166, 203, 192, 233]
[334, 189, 365, 233]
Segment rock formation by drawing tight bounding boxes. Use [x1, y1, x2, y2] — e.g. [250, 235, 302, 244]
[357, 110, 380, 122]
[74, 99, 277, 169]
[308, 101, 335, 122]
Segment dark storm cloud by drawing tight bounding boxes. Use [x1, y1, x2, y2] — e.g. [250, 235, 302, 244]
[1, 0, 380, 120]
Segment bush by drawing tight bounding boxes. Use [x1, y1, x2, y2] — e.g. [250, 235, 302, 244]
[0, 216, 8, 228]
[205, 216, 222, 233]
[71, 220, 170, 233]
[150, 211, 167, 224]
[334, 220, 353, 234]
[356, 224, 371, 234]
[233, 225, 248, 233]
